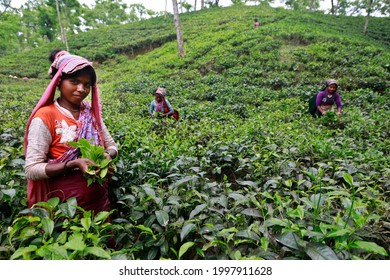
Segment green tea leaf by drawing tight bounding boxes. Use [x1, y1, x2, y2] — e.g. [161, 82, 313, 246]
[93, 210, 112, 223]
[178, 242, 195, 259]
[41, 217, 54, 236]
[327, 228, 351, 238]
[100, 167, 108, 179]
[155, 210, 169, 227]
[47, 197, 60, 209]
[241, 208, 263, 218]
[100, 159, 111, 169]
[56, 231, 67, 245]
[217, 227, 238, 237]
[87, 177, 94, 186]
[305, 242, 339, 260]
[287, 206, 304, 220]
[64, 233, 86, 251]
[189, 203, 207, 219]
[146, 247, 158, 260]
[81, 217, 91, 231]
[276, 231, 302, 250]
[236, 230, 260, 241]
[19, 208, 49, 219]
[85, 246, 111, 259]
[180, 223, 197, 241]
[10, 245, 38, 260]
[46, 243, 69, 260]
[59, 197, 77, 218]
[1, 188, 16, 199]
[160, 240, 169, 256]
[236, 180, 258, 187]
[136, 225, 155, 237]
[343, 173, 354, 187]
[19, 226, 38, 239]
[350, 240, 388, 256]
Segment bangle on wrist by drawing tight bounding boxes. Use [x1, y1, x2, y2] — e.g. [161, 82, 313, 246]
[64, 161, 70, 173]
[105, 150, 116, 158]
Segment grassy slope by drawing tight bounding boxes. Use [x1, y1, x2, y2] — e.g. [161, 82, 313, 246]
[0, 5, 389, 260]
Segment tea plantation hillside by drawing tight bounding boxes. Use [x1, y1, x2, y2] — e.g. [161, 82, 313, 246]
[0, 5, 389, 260]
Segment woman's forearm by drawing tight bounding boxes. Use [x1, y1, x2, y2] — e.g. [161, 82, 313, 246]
[45, 161, 70, 178]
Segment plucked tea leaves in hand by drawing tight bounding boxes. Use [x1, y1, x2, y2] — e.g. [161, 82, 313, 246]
[68, 138, 114, 186]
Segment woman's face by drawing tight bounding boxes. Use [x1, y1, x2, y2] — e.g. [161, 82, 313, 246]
[327, 84, 337, 94]
[59, 74, 91, 106]
[154, 93, 162, 102]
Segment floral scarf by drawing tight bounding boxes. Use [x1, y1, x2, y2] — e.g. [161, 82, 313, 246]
[49, 102, 103, 164]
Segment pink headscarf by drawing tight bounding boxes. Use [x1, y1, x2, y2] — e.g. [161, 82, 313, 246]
[155, 87, 166, 97]
[24, 51, 103, 154]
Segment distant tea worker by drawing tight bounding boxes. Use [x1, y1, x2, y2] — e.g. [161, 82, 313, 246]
[149, 87, 174, 118]
[314, 79, 343, 117]
[254, 18, 260, 27]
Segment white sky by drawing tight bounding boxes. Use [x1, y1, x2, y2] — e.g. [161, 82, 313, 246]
[11, 0, 234, 13]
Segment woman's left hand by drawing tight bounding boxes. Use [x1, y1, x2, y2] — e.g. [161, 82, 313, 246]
[103, 152, 116, 178]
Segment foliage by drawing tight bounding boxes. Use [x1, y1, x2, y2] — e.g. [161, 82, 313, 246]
[0, 12, 22, 56]
[0, 5, 389, 260]
[320, 111, 346, 129]
[0, 0, 157, 57]
[82, 0, 130, 27]
[3, 197, 118, 260]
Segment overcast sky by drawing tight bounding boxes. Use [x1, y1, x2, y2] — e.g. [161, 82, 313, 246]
[11, 0, 235, 13]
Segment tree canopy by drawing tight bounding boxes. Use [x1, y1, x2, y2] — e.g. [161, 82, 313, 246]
[0, 0, 388, 56]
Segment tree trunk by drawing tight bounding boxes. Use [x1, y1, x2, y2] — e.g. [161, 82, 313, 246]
[330, 0, 335, 15]
[65, 4, 70, 35]
[363, 0, 373, 35]
[201, 0, 204, 9]
[172, 0, 185, 58]
[363, 16, 369, 34]
[194, 0, 197, 11]
[55, 0, 68, 51]
[165, 0, 168, 19]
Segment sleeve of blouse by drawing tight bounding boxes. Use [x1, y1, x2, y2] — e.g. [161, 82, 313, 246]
[101, 121, 118, 153]
[25, 118, 51, 180]
[335, 94, 342, 108]
[149, 101, 155, 114]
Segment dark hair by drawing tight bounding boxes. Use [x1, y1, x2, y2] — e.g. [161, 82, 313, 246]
[48, 49, 63, 78]
[49, 49, 62, 63]
[61, 66, 97, 86]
